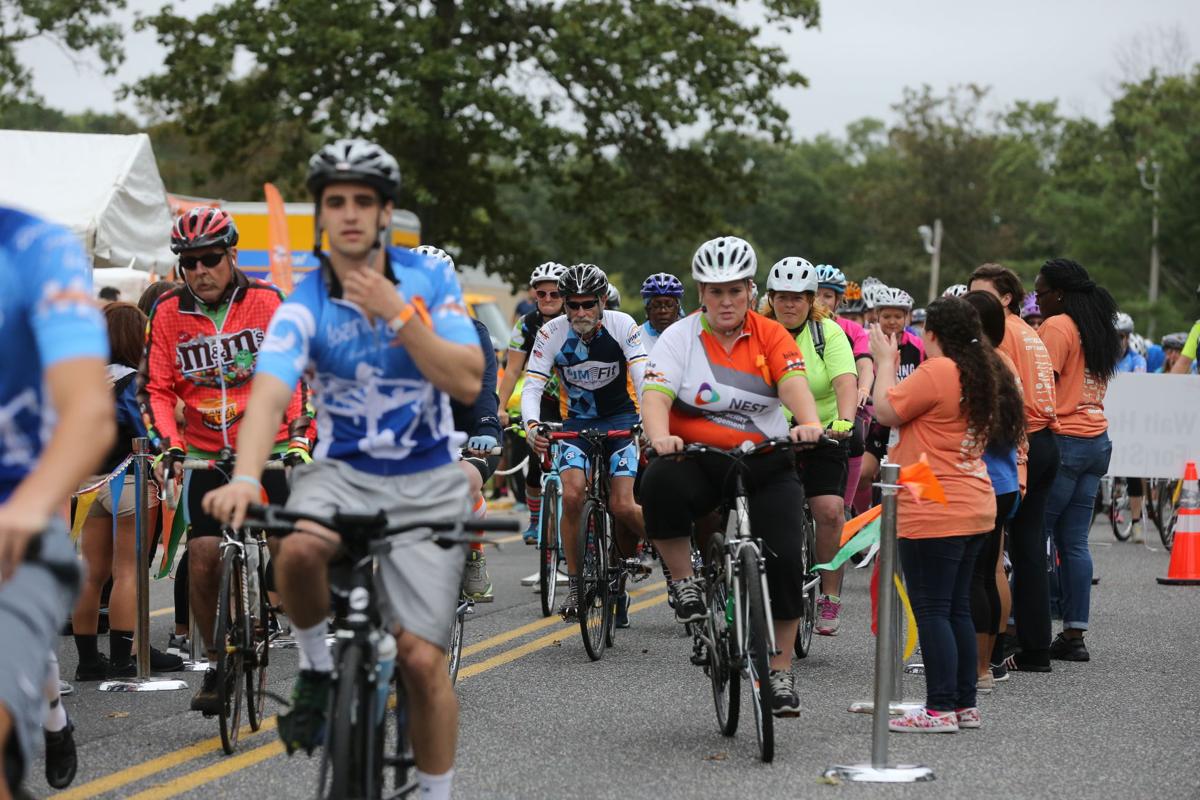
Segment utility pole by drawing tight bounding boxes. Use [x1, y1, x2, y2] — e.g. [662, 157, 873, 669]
[1137, 157, 1162, 339]
[918, 219, 943, 305]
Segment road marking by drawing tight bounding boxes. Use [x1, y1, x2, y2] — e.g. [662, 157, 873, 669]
[461, 580, 664, 659]
[494, 533, 524, 544]
[150, 607, 172, 618]
[54, 587, 667, 799]
[50, 718, 276, 800]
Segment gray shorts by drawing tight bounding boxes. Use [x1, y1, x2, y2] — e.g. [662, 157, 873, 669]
[287, 460, 469, 651]
[0, 519, 79, 784]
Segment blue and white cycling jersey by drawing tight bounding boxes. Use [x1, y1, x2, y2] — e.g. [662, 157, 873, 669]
[0, 207, 108, 502]
[1116, 348, 1146, 374]
[256, 248, 479, 477]
[640, 320, 661, 354]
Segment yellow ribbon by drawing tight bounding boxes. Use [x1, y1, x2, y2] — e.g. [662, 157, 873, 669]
[70, 491, 99, 542]
[893, 574, 918, 661]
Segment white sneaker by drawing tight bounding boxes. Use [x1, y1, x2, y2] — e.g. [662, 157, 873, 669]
[888, 707, 959, 733]
[956, 707, 981, 729]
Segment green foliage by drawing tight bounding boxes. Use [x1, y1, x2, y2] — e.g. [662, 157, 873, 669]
[0, 0, 126, 107]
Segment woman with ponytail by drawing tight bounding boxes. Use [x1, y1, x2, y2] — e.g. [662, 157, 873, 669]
[869, 297, 1001, 733]
[1033, 259, 1122, 663]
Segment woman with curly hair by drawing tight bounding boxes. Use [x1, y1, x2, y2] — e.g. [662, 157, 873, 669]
[1034, 259, 1123, 663]
[869, 296, 1012, 733]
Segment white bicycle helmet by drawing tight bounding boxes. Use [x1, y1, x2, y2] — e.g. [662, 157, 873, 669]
[861, 276, 884, 308]
[692, 236, 757, 283]
[413, 245, 454, 269]
[529, 261, 567, 286]
[875, 286, 914, 310]
[767, 257, 818, 294]
[943, 283, 968, 298]
[1129, 332, 1148, 357]
[1114, 311, 1135, 334]
[606, 284, 621, 309]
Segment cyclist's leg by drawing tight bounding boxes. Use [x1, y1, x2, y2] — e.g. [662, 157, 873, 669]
[184, 468, 228, 659]
[458, 458, 494, 601]
[802, 442, 850, 598]
[557, 443, 589, 576]
[745, 463, 805, 672]
[607, 439, 644, 553]
[640, 456, 717, 582]
[522, 454, 543, 544]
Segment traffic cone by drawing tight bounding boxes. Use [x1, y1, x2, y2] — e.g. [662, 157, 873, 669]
[1158, 461, 1200, 586]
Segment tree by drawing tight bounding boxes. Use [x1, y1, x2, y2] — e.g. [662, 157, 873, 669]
[132, 0, 819, 284]
[0, 0, 126, 108]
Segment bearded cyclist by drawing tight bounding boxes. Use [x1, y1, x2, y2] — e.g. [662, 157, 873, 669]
[139, 206, 315, 714]
[203, 139, 483, 800]
[416, 245, 503, 602]
[497, 262, 568, 544]
[521, 264, 649, 622]
[640, 235, 822, 717]
[639, 272, 686, 353]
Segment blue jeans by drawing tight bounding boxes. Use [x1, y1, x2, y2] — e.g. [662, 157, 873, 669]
[898, 533, 985, 712]
[1044, 431, 1112, 631]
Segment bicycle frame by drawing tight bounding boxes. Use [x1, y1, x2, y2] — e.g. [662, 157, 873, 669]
[722, 474, 780, 662]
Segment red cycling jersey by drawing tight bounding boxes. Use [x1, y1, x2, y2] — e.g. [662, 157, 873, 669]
[137, 270, 314, 454]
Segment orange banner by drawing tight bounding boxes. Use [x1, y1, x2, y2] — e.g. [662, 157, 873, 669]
[263, 183, 294, 294]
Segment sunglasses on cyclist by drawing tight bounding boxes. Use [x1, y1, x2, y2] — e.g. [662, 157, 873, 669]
[565, 299, 599, 311]
[179, 252, 226, 271]
[536, 289, 562, 300]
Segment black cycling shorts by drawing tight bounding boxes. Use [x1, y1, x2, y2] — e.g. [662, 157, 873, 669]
[796, 440, 850, 499]
[186, 467, 290, 540]
[463, 454, 500, 484]
[864, 420, 890, 461]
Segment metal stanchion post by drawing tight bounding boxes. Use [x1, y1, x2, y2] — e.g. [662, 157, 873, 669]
[826, 461, 932, 783]
[99, 438, 187, 693]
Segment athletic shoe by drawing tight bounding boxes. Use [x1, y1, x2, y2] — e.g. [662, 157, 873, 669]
[614, 592, 631, 629]
[58, 680, 74, 697]
[1001, 653, 1052, 673]
[768, 670, 800, 718]
[74, 653, 111, 682]
[278, 670, 332, 755]
[671, 576, 706, 624]
[976, 672, 995, 694]
[462, 551, 494, 602]
[888, 707, 959, 733]
[1131, 522, 1145, 544]
[990, 662, 1009, 682]
[815, 595, 841, 636]
[190, 668, 222, 715]
[1049, 632, 1090, 662]
[559, 581, 580, 621]
[956, 707, 981, 729]
[167, 633, 190, 657]
[44, 719, 77, 789]
[523, 525, 539, 545]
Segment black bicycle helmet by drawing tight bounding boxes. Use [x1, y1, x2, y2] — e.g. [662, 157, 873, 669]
[558, 264, 609, 299]
[306, 139, 401, 201]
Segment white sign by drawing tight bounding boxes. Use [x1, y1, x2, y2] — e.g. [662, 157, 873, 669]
[1105, 372, 1200, 479]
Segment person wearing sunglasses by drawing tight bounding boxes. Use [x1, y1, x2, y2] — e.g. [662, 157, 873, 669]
[497, 261, 568, 544]
[138, 206, 316, 715]
[522, 264, 649, 622]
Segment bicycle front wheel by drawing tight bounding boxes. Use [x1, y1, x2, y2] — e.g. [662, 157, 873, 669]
[795, 509, 817, 659]
[247, 543, 269, 731]
[739, 546, 774, 763]
[447, 603, 466, 686]
[578, 500, 611, 661]
[705, 532, 739, 736]
[1158, 480, 1180, 551]
[1110, 478, 1133, 541]
[215, 547, 245, 755]
[539, 480, 561, 618]
[318, 643, 368, 800]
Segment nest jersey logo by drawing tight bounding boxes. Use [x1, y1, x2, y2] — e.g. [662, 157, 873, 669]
[694, 382, 720, 405]
[561, 361, 620, 389]
[176, 327, 265, 388]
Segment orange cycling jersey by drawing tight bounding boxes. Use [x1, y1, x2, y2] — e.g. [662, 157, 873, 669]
[643, 311, 806, 449]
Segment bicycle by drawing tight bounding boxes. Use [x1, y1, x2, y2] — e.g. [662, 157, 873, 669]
[244, 503, 519, 799]
[1149, 477, 1181, 551]
[182, 456, 286, 754]
[667, 437, 829, 764]
[446, 593, 472, 686]
[542, 424, 641, 661]
[534, 423, 565, 618]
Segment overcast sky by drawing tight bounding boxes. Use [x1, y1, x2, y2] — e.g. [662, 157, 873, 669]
[15, 0, 1200, 139]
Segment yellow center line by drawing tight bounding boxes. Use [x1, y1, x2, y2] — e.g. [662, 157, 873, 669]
[129, 591, 668, 798]
[54, 586, 667, 799]
[149, 607, 173, 618]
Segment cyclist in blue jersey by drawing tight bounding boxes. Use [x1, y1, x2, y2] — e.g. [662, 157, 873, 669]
[522, 264, 649, 621]
[202, 139, 482, 800]
[1114, 313, 1147, 374]
[639, 272, 686, 353]
[0, 207, 117, 797]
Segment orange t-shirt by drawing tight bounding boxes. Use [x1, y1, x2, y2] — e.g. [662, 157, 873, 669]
[887, 357, 996, 539]
[999, 313, 1058, 434]
[1038, 315, 1108, 438]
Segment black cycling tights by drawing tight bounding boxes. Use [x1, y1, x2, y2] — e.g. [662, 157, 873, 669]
[971, 492, 1018, 634]
[641, 449, 806, 620]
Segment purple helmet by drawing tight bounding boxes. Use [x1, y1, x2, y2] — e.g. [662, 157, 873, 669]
[1021, 293, 1042, 319]
[640, 272, 685, 301]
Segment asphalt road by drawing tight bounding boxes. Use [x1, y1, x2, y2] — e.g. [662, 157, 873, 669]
[31, 512, 1200, 799]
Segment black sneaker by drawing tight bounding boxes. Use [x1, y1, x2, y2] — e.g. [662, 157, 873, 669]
[559, 582, 580, 621]
[1049, 632, 1090, 662]
[614, 592, 631, 629]
[671, 577, 706, 624]
[74, 654, 111, 682]
[44, 720, 77, 789]
[278, 670, 332, 756]
[190, 667, 222, 715]
[990, 662, 1009, 682]
[150, 647, 185, 672]
[1001, 653, 1052, 673]
[768, 669, 800, 718]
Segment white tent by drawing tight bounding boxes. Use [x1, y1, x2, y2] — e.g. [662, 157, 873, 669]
[0, 129, 176, 272]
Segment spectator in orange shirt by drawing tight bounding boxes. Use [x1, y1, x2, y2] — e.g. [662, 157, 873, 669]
[1034, 259, 1122, 664]
[870, 296, 1020, 733]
